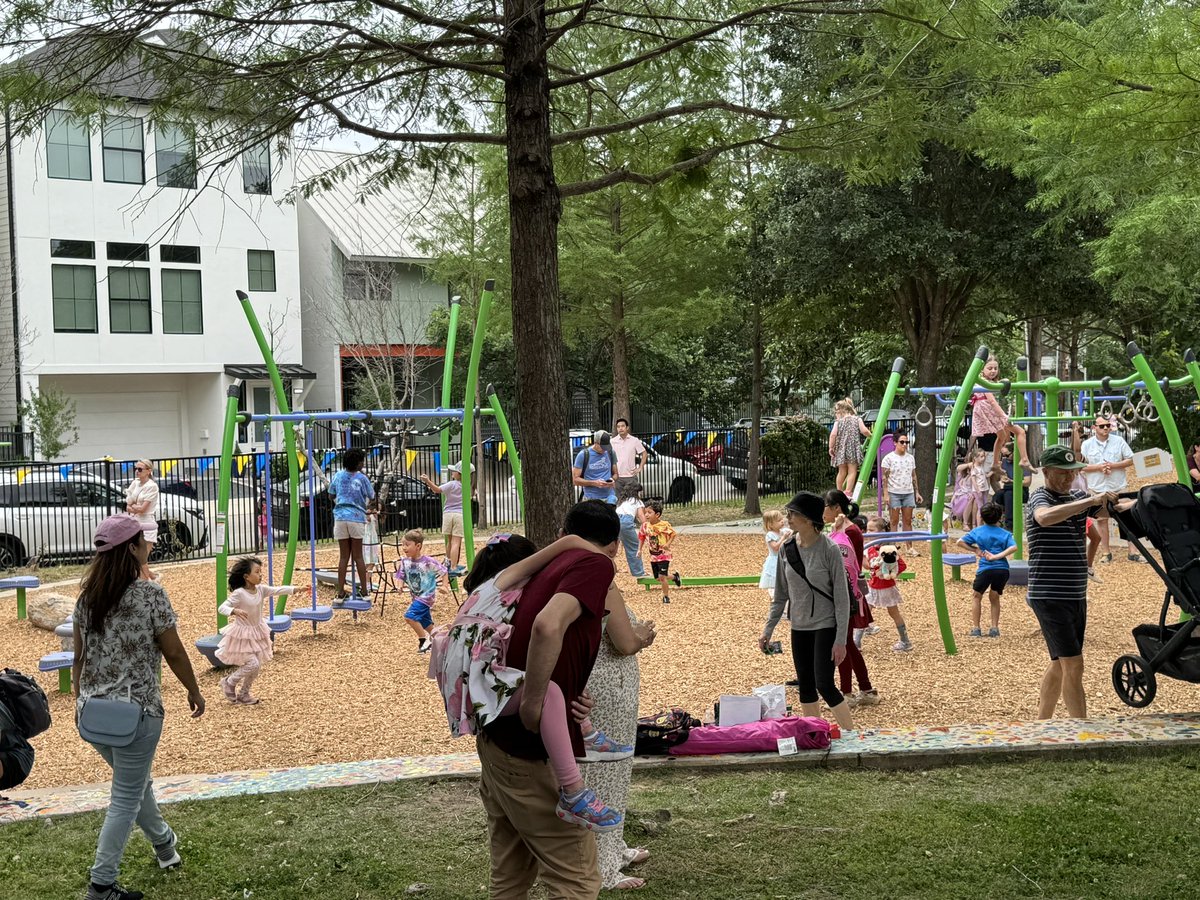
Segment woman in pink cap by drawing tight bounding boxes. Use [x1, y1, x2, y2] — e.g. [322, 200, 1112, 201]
[72, 514, 205, 900]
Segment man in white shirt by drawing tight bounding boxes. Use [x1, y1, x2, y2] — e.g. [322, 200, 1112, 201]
[1075, 416, 1139, 563]
[611, 418, 646, 494]
[881, 434, 923, 553]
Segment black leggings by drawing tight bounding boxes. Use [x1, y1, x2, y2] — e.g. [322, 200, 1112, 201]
[791, 627, 844, 708]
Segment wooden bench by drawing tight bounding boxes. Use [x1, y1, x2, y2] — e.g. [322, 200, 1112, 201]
[2, 575, 41, 620]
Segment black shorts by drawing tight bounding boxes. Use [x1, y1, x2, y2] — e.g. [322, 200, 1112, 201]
[651, 560, 671, 578]
[972, 568, 1010, 595]
[1030, 597, 1087, 660]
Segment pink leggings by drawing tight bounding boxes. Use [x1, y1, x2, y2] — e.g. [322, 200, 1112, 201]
[500, 681, 580, 790]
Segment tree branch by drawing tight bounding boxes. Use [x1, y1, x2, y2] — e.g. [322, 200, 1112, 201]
[552, 100, 788, 145]
[318, 99, 506, 144]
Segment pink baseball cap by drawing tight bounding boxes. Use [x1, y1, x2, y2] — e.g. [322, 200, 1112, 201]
[94, 514, 143, 552]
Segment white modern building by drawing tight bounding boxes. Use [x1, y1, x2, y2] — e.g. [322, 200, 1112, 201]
[0, 32, 308, 460]
[295, 149, 449, 416]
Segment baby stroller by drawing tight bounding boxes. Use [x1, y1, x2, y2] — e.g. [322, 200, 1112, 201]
[1110, 482, 1200, 707]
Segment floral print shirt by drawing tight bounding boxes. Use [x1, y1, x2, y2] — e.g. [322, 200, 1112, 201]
[74, 580, 179, 717]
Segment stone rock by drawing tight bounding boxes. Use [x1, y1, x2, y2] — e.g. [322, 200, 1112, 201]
[27, 593, 76, 631]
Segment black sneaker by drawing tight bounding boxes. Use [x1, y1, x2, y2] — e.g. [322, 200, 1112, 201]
[672, 572, 682, 588]
[86, 883, 144, 900]
[786, 679, 800, 687]
[662, 596, 670, 604]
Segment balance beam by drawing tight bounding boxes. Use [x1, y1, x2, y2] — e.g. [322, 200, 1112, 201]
[638, 575, 760, 590]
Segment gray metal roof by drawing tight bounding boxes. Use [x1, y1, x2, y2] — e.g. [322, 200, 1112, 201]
[294, 149, 449, 262]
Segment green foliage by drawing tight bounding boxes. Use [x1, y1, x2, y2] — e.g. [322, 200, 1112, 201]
[20, 386, 78, 460]
[759, 415, 829, 484]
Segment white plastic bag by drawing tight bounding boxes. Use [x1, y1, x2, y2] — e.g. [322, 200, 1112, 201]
[752, 683, 787, 720]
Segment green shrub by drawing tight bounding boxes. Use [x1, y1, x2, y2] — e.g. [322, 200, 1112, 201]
[759, 415, 830, 493]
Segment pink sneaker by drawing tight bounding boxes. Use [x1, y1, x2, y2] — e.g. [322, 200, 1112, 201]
[220, 677, 237, 702]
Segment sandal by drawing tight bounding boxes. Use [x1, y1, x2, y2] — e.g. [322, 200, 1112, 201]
[612, 875, 645, 890]
[624, 848, 650, 866]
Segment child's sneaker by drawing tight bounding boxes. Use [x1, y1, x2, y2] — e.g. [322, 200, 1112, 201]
[987, 627, 1000, 638]
[892, 640, 914, 652]
[844, 692, 860, 708]
[968, 627, 982, 638]
[557, 787, 623, 832]
[85, 883, 144, 900]
[219, 677, 237, 702]
[864, 624, 880, 636]
[583, 729, 634, 761]
[856, 689, 881, 707]
[672, 571, 682, 588]
[418, 637, 432, 653]
[662, 595, 670, 604]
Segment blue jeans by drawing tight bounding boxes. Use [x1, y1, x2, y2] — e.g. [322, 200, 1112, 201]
[618, 514, 646, 577]
[88, 713, 173, 885]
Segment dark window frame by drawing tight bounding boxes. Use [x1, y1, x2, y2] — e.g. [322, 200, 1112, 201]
[101, 116, 145, 185]
[247, 249, 276, 292]
[106, 242, 150, 262]
[50, 239, 96, 259]
[242, 142, 271, 194]
[160, 244, 201, 264]
[161, 267, 204, 334]
[107, 266, 153, 334]
[46, 110, 91, 181]
[51, 264, 98, 334]
[155, 123, 197, 189]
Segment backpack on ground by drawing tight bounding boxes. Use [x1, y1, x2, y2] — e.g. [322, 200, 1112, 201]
[0, 668, 52, 739]
[634, 708, 700, 755]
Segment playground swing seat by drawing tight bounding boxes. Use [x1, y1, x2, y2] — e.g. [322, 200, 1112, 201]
[1109, 482, 1200, 709]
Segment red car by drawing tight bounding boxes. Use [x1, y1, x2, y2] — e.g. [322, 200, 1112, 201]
[681, 436, 724, 474]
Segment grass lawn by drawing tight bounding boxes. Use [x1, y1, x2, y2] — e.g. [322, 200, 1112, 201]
[4, 749, 1198, 899]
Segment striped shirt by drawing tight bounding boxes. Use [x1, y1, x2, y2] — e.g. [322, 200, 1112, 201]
[1025, 488, 1099, 604]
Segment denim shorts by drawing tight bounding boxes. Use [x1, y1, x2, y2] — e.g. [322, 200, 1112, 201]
[888, 492, 915, 510]
[404, 599, 433, 628]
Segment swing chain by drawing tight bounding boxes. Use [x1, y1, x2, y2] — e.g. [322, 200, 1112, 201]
[914, 399, 935, 428]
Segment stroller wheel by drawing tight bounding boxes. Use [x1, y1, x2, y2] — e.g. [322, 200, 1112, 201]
[1112, 654, 1157, 708]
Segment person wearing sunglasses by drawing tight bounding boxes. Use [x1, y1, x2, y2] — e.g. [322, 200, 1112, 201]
[1072, 418, 1139, 563]
[125, 460, 160, 552]
[881, 434, 923, 554]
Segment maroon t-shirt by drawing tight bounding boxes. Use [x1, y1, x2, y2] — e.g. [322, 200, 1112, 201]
[844, 523, 865, 567]
[484, 548, 613, 760]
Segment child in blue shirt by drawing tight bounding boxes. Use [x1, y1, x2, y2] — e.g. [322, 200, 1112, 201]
[957, 502, 1017, 638]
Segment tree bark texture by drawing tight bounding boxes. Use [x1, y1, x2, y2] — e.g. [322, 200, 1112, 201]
[503, 0, 571, 548]
[610, 197, 631, 426]
[744, 294, 763, 517]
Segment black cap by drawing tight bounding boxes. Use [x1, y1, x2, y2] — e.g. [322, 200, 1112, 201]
[783, 491, 825, 528]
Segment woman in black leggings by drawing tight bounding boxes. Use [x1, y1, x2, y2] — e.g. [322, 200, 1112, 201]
[759, 491, 854, 730]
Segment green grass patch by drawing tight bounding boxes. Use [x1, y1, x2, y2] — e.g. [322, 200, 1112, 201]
[4, 749, 1198, 898]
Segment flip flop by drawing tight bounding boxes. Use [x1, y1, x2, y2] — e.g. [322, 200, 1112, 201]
[624, 848, 650, 866]
[612, 875, 645, 890]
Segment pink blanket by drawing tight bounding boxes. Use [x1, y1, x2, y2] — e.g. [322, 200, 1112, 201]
[669, 716, 831, 755]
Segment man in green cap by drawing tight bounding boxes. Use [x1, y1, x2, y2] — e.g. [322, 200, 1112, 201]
[1026, 445, 1119, 720]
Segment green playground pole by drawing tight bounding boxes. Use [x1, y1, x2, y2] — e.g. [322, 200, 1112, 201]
[235, 290, 300, 612]
[214, 384, 242, 630]
[1184, 349, 1200, 424]
[460, 280, 495, 567]
[1128, 343, 1190, 483]
[439, 296, 462, 479]
[930, 347, 990, 655]
[1012, 359, 1028, 559]
[1043, 376, 1060, 447]
[487, 384, 523, 521]
[853, 357, 905, 506]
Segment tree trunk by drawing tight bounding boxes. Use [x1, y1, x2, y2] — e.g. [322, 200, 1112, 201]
[504, 0, 570, 548]
[610, 197, 631, 426]
[744, 295, 762, 516]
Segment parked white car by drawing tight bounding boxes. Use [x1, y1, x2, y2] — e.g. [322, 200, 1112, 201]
[568, 430, 698, 503]
[0, 471, 208, 567]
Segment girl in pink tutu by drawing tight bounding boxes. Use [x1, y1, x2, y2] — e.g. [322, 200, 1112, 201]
[971, 356, 1034, 473]
[217, 557, 307, 704]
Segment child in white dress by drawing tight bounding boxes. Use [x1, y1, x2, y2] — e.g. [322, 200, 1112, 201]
[758, 510, 791, 596]
[217, 557, 307, 704]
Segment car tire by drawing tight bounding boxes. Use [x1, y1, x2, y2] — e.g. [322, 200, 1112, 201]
[0, 535, 26, 569]
[151, 520, 192, 561]
[667, 476, 695, 504]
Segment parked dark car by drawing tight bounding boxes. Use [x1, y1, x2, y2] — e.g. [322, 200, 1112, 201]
[271, 473, 479, 541]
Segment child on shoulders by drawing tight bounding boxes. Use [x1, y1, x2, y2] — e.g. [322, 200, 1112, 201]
[956, 502, 1017, 638]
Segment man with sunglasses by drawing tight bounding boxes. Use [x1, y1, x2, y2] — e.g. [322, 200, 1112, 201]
[1074, 417, 1139, 563]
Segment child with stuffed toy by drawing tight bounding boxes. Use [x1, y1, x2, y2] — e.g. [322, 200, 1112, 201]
[864, 516, 912, 652]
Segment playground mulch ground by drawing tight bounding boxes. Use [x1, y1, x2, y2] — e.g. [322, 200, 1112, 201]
[6, 506, 1192, 790]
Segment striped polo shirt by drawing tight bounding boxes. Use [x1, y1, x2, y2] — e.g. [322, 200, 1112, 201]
[1025, 487, 1098, 604]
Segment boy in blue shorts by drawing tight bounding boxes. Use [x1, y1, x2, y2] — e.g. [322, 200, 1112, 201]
[396, 529, 446, 653]
[957, 502, 1017, 638]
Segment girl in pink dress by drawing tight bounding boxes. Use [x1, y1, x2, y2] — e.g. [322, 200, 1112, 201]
[217, 557, 307, 704]
[971, 357, 1034, 473]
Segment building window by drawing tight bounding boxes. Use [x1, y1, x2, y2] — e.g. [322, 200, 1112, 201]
[242, 142, 271, 194]
[102, 116, 144, 184]
[52, 264, 98, 333]
[50, 239, 95, 259]
[106, 242, 150, 262]
[108, 267, 152, 333]
[156, 124, 196, 189]
[161, 269, 203, 334]
[160, 244, 200, 264]
[247, 250, 276, 291]
[46, 110, 91, 181]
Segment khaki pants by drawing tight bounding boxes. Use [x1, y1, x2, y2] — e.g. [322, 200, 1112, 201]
[476, 733, 600, 900]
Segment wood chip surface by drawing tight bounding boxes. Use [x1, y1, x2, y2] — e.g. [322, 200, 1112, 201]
[5, 479, 1193, 790]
